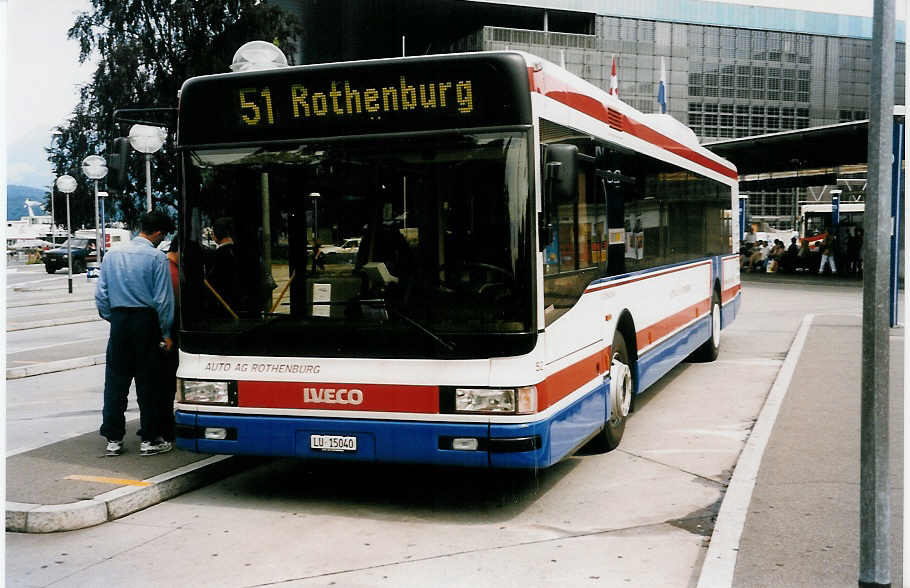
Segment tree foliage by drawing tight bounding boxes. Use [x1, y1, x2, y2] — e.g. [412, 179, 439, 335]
[47, 0, 302, 230]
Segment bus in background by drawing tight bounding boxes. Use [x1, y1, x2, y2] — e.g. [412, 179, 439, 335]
[173, 48, 741, 468]
[800, 201, 864, 239]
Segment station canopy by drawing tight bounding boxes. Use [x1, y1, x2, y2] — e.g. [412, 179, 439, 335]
[703, 121, 869, 190]
[703, 111, 905, 190]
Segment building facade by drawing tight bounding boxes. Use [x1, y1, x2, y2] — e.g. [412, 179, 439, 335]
[289, 0, 904, 227]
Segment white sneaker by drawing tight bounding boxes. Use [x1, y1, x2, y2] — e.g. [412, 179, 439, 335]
[105, 440, 123, 456]
[140, 439, 173, 456]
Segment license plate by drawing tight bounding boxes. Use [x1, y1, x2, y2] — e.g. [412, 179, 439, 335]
[310, 434, 357, 452]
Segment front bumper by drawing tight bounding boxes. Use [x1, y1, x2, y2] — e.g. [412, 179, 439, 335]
[175, 411, 553, 468]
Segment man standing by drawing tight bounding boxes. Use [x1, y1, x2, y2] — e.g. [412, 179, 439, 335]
[96, 210, 175, 456]
[818, 228, 837, 275]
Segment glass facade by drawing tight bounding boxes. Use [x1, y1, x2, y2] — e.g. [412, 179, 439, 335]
[458, 17, 904, 225]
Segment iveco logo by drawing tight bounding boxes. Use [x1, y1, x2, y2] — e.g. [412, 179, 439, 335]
[303, 387, 364, 405]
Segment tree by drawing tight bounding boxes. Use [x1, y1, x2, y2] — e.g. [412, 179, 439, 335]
[47, 0, 303, 230]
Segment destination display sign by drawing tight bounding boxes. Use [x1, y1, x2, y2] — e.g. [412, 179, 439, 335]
[178, 53, 532, 147]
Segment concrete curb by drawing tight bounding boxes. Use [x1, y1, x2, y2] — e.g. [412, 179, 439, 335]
[7, 315, 102, 332]
[696, 314, 815, 587]
[6, 353, 107, 380]
[5, 455, 242, 533]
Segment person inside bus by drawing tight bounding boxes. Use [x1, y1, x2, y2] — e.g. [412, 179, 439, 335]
[206, 217, 243, 315]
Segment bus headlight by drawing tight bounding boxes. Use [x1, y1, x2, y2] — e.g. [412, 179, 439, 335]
[454, 386, 537, 414]
[181, 380, 230, 404]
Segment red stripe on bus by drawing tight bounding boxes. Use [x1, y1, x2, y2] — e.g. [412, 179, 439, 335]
[722, 284, 741, 304]
[237, 382, 439, 413]
[537, 348, 609, 411]
[636, 298, 711, 351]
[528, 68, 738, 180]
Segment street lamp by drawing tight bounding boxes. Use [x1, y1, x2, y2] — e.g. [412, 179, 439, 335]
[309, 192, 321, 242]
[82, 155, 108, 266]
[55, 175, 77, 294]
[50, 130, 63, 244]
[128, 124, 167, 211]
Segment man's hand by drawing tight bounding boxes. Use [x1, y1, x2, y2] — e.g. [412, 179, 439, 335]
[163, 337, 174, 351]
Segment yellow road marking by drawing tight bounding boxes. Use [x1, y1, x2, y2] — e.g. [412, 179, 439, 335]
[64, 474, 152, 487]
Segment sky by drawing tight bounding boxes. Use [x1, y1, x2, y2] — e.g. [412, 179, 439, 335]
[2, 0, 907, 192]
[6, 0, 94, 190]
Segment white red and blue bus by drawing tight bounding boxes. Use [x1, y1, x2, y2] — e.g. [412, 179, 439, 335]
[173, 50, 741, 468]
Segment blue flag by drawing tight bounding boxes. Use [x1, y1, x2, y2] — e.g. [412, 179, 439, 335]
[658, 57, 667, 114]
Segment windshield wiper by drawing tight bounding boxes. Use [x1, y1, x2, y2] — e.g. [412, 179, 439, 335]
[362, 298, 456, 352]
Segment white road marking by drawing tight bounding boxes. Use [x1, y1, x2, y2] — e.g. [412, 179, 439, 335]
[696, 313, 814, 588]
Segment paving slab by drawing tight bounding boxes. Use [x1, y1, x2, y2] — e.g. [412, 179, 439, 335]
[5, 420, 256, 533]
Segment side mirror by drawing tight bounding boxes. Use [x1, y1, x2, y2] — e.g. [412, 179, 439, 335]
[545, 144, 578, 204]
[540, 144, 578, 251]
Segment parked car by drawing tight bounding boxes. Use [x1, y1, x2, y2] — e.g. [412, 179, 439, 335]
[43, 238, 95, 274]
[320, 237, 361, 255]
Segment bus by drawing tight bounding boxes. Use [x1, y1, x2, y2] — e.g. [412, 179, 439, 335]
[173, 50, 741, 468]
[799, 201, 864, 240]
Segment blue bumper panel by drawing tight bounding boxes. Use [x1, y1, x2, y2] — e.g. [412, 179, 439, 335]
[177, 411, 493, 467]
[722, 292, 741, 328]
[488, 382, 606, 468]
[638, 316, 710, 393]
[175, 382, 610, 469]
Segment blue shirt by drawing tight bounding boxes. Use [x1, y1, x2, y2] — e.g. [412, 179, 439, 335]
[95, 236, 174, 339]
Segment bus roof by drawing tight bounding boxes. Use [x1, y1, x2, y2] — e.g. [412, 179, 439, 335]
[511, 50, 738, 182]
[800, 202, 865, 213]
[177, 50, 737, 181]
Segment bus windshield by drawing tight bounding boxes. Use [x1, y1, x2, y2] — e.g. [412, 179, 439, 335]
[179, 131, 534, 359]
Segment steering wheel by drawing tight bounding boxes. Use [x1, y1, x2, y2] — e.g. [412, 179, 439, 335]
[437, 261, 513, 297]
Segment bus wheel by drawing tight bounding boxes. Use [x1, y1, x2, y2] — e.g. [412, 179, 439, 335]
[587, 330, 633, 452]
[690, 291, 721, 362]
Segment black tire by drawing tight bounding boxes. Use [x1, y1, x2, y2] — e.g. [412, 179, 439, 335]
[586, 329, 634, 452]
[690, 290, 721, 362]
[45, 264, 56, 274]
[73, 259, 86, 274]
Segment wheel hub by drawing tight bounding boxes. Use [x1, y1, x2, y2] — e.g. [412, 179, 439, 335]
[610, 352, 632, 420]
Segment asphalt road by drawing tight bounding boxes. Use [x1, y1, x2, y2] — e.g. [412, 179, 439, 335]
[4, 267, 870, 587]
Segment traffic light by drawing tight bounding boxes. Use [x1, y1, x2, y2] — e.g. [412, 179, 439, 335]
[107, 137, 130, 193]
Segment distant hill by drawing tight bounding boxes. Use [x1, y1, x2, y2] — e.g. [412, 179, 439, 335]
[7, 185, 48, 221]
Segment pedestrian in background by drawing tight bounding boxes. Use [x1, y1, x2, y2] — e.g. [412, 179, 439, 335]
[818, 228, 837, 275]
[95, 210, 175, 456]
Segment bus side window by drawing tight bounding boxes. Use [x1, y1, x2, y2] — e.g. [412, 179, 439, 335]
[542, 144, 606, 325]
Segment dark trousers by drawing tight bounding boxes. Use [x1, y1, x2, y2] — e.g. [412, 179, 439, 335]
[159, 344, 178, 442]
[100, 308, 164, 443]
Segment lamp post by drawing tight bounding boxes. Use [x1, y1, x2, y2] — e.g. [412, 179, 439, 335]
[309, 192, 321, 242]
[55, 175, 77, 294]
[82, 155, 108, 267]
[128, 124, 167, 211]
[49, 183, 57, 245]
[50, 130, 63, 244]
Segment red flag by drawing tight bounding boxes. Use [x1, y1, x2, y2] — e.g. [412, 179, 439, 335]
[610, 55, 619, 97]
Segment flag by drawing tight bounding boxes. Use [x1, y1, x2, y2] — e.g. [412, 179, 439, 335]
[658, 57, 667, 113]
[609, 55, 618, 97]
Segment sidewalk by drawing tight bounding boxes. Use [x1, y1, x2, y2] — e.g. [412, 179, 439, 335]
[7, 276, 902, 588]
[5, 421, 256, 533]
[701, 313, 904, 587]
